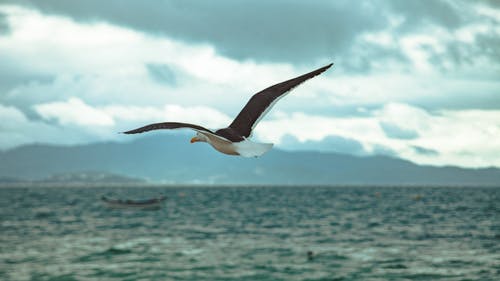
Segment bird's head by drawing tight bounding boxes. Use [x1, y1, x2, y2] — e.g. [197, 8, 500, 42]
[190, 132, 208, 143]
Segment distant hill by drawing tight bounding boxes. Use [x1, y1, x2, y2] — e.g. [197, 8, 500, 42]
[1, 134, 499, 186]
[0, 171, 145, 187]
[39, 171, 146, 184]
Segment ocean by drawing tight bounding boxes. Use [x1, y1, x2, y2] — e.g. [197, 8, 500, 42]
[1, 186, 499, 280]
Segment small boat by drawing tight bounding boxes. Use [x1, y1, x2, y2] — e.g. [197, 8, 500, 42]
[101, 195, 166, 209]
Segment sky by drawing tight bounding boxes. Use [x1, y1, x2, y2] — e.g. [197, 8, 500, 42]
[0, 0, 499, 168]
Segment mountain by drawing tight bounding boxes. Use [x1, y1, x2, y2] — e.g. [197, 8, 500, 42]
[38, 171, 146, 184]
[1, 134, 499, 186]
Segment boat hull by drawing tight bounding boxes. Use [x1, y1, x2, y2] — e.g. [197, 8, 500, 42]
[101, 196, 166, 209]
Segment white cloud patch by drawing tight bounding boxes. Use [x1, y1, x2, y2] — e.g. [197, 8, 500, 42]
[104, 104, 232, 131]
[34, 97, 232, 132]
[0, 5, 313, 112]
[405, 108, 500, 167]
[1, 97, 233, 150]
[35, 98, 115, 126]
[0, 103, 92, 150]
[354, 2, 500, 77]
[256, 103, 500, 168]
[255, 112, 387, 151]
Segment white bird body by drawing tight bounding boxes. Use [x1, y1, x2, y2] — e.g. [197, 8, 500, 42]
[192, 130, 273, 157]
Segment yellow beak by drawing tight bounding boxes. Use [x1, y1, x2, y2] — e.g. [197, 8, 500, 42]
[190, 137, 198, 143]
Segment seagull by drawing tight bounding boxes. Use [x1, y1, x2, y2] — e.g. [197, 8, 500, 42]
[123, 63, 333, 157]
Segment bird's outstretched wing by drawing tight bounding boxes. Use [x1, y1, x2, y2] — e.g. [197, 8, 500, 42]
[122, 122, 214, 135]
[229, 63, 333, 138]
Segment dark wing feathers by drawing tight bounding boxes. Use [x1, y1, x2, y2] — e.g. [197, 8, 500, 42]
[229, 63, 333, 138]
[122, 63, 333, 140]
[122, 122, 214, 134]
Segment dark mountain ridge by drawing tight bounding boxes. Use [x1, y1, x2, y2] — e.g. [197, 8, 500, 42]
[1, 135, 499, 186]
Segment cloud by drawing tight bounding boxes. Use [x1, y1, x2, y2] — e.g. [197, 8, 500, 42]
[0, 11, 9, 34]
[279, 134, 367, 156]
[380, 122, 419, 140]
[412, 146, 439, 156]
[34, 97, 232, 129]
[1, 4, 498, 116]
[376, 105, 500, 168]
[8, 0, 500, 75]
[375, 103, 429, 136]
[256, 104, 500, 168]
[0, 104, 29, 129]
[146, 63, 178, 86]
[0, 6, 285, 111]
[255, 112, 388, 149]
[0, 103, 93, 150]
[7, 0, 388, 64]
[34, 98, 115, 126]
[0, 97, 233, 150]
[482, 0, 500, 8]
[386, 0, 465, 30]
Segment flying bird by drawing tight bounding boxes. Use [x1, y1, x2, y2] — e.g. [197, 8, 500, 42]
[123, 63, 333, 157]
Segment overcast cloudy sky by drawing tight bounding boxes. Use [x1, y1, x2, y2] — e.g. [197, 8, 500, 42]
[1, 0, 499, 168]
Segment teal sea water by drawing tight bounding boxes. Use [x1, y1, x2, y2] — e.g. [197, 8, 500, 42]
[1, 186, 499, 280]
